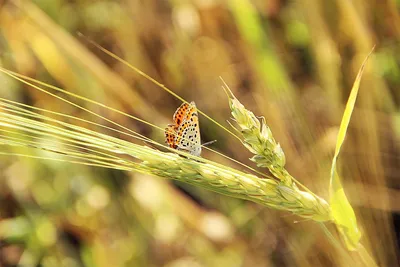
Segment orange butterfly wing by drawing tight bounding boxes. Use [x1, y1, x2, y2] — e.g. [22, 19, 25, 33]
[173, 102, 190, 126]
[165, 102, 201, 156]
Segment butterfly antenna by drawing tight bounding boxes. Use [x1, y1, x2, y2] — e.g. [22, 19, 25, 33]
[202, 140, 217, 147]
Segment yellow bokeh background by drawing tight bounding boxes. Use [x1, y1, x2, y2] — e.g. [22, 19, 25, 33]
[0, 0, 399, 266]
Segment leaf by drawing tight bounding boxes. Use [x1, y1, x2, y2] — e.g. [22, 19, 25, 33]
[329, 47, 375, 250]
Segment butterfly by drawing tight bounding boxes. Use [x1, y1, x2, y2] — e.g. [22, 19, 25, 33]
[165, 101, 202, 156]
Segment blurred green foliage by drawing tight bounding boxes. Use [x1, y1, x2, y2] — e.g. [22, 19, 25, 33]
[0, 0, 399, 266]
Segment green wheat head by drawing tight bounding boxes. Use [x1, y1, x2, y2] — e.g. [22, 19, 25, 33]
[0, 82, 331, 222]
[227, 89, 293, 186]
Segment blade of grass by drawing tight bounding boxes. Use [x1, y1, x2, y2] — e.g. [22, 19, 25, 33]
[329, 47, 375, 251]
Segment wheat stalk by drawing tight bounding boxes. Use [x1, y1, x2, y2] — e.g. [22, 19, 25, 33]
[0, 96, 331, 222]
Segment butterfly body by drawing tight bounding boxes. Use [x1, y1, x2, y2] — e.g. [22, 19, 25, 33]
[165, 102, 202, 156]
